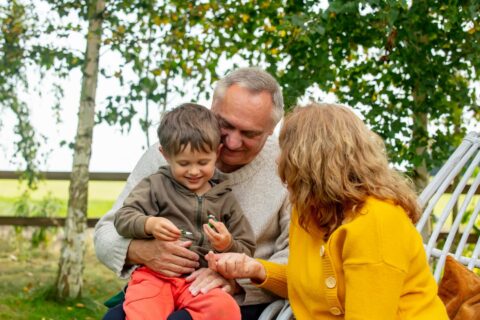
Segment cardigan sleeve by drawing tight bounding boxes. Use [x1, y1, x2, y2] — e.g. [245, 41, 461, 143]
[255, 259, 289, 299]
[336, 200, 413, 319]
[343, 262, 406, 319]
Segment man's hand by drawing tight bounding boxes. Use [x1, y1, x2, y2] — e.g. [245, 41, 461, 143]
[185, 268, 238, 296]
[127, 239, 199, 277]
[145, 217, 181, 241]
[203, 218, 232, 252]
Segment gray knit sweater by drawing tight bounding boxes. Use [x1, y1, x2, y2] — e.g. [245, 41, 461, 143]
[94, 136, 290, 305]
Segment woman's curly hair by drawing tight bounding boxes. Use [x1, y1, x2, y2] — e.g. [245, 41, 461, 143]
[277, 103, 420, 239]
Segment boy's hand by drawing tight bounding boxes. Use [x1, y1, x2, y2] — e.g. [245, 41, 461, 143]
[203, 218, 232, 252]
[145, 217, 181, 241]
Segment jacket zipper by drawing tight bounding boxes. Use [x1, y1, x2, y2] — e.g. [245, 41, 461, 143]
[196, 195, 205, 246]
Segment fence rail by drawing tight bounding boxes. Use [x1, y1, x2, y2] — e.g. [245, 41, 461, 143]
[0, 170, 129, 181]
[0, 216, 99, 228]
[1, 171, 478, 193]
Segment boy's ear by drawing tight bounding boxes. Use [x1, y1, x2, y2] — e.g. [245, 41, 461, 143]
[159, 146, 168, 159]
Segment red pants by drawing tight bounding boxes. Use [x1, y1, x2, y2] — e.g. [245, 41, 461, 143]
[124, 266, 241, 320]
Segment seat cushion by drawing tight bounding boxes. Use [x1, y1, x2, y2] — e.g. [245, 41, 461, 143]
[437, 255, 480, 320]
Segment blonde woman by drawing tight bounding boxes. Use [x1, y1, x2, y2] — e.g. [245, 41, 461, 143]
[206, 103, 448, 319]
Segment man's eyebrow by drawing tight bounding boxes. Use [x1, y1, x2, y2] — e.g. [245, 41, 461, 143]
[217, 115, 263, 136]
[217, 115, 232, 127]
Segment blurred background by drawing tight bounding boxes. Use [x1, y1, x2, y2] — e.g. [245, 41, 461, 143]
[0, 0, 478, 318]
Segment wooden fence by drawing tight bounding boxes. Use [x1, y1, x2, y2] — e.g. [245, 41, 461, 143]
[0, 170, 127, 228]
[0, 216, 99, 228]
[0, 171, 478, 241]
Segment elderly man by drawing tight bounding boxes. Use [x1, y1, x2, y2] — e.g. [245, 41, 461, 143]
[95, 67, 290, 320]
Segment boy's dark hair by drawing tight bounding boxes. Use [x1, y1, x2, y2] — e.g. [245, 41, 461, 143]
[157, 103, 221, 156]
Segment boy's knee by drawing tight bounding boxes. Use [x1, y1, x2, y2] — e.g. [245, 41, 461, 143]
[207, 289, 240, 320]
[186, 289, 240, 320]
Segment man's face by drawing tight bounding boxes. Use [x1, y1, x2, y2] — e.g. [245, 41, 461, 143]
[212, 84, 275, 173]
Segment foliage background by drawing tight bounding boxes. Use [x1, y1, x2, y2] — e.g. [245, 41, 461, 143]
[1, 0, 479, 185]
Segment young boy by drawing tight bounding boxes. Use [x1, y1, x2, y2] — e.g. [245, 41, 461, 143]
[114, 103, 255, 320]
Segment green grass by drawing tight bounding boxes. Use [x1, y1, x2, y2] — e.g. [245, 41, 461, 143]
[0, 179, 127, 317]
[0, 179, 125, 218]
[0, 229, 124, 319]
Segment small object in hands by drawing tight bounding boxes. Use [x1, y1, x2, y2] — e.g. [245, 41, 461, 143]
[181, 229, 193, 236]
[180, 229, 196, 241]
[207, 214, 218, 229]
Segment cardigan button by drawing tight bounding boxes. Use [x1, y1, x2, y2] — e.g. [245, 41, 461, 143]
[325, 276, 336, 288]
[319, 245, 325, 257]
[329, 307, 342, 315]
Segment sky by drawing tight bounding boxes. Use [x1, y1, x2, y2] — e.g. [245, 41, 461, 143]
[0, 69, 213, 173]
[0, 1, 212, 173]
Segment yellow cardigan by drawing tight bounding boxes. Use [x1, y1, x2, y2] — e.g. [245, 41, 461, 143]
[258, 197, 448, 319]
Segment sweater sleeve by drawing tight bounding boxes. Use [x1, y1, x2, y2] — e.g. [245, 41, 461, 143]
[256, 259, 288, 299]
[266, 196, 290, 264]
[93, 143, 164, 278]
[236, 188, 291, 305]
[223, 195, 256, 256]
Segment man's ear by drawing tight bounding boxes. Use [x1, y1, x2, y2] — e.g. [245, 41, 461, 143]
[216, 143, 223, 157]
[268, 124, 276, 135]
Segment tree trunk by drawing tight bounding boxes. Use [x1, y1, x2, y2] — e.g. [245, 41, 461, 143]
[55, 0, 105, 299]
[411, 78, 430, 241]
[412, 112, 430, 243]
[412, 112, 429, 192]
[411, 79, 429, 193]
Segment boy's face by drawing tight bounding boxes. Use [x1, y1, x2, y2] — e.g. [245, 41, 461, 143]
[162, 144, 219, 195]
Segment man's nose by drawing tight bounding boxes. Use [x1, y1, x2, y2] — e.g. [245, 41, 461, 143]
[224, 131, 242, 150]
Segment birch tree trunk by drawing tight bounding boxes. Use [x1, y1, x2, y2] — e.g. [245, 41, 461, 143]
[411, 82, 429, 193]
[55, 0, 105, 299]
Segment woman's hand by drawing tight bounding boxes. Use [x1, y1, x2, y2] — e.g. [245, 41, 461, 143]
[205, 251, 266, 283]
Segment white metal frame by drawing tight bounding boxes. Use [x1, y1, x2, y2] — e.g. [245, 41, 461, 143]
[416, 132, 480, 281]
